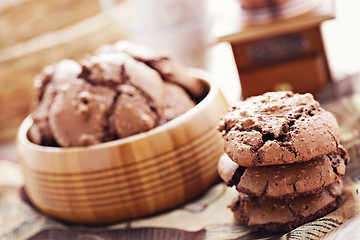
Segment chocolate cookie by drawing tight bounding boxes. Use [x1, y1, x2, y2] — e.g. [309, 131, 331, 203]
[231, 181, 343, 232]
[159, 82, 196, 124]
[218, 92, 340, 167]
[218, 147, 348, 199]
[95, 40, 207, 102]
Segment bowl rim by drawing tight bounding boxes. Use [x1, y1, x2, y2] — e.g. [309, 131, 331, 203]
[17, 68, 223, 153]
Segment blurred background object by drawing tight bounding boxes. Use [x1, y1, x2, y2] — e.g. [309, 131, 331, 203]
[99, 0, 210, 68]
[216, 0, 334, 99]
[237, 0, 322, 24]
[210, 0, 360, 101]
[0, 0, 360, 143]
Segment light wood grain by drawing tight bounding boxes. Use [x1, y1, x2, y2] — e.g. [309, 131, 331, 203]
[26, 168, 218, 225]
[22, 145, 221, 200]
[21, 134, 220, 188]
[23, 155, 219, 206]
[21, 140, 220, 192]
[20, 122, 220, 177]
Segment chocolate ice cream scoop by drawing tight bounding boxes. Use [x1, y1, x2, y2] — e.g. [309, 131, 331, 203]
[28, 41, 202, 147]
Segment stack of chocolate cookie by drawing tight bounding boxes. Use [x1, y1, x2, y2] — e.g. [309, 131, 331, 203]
[217, 91, 349, 232]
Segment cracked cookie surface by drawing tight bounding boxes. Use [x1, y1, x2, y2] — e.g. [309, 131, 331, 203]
[231, 181, 343, 232]
[95, 40, 207, 102]
[218, 147, 348, 199]
[218, 91, 340, 166]
[29, 42, 202, 147]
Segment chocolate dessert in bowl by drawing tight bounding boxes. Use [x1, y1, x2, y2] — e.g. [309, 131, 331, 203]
[17, 41, 229, 224]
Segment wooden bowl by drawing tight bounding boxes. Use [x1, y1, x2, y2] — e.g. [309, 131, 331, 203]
[21, 128, 220, 183]
[22, 138, 220, 195]
[22, 142, 221, 202]
[17, 69, 229, 224]
[24, 159, 219, 207]
[25, 169, 217, 224]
